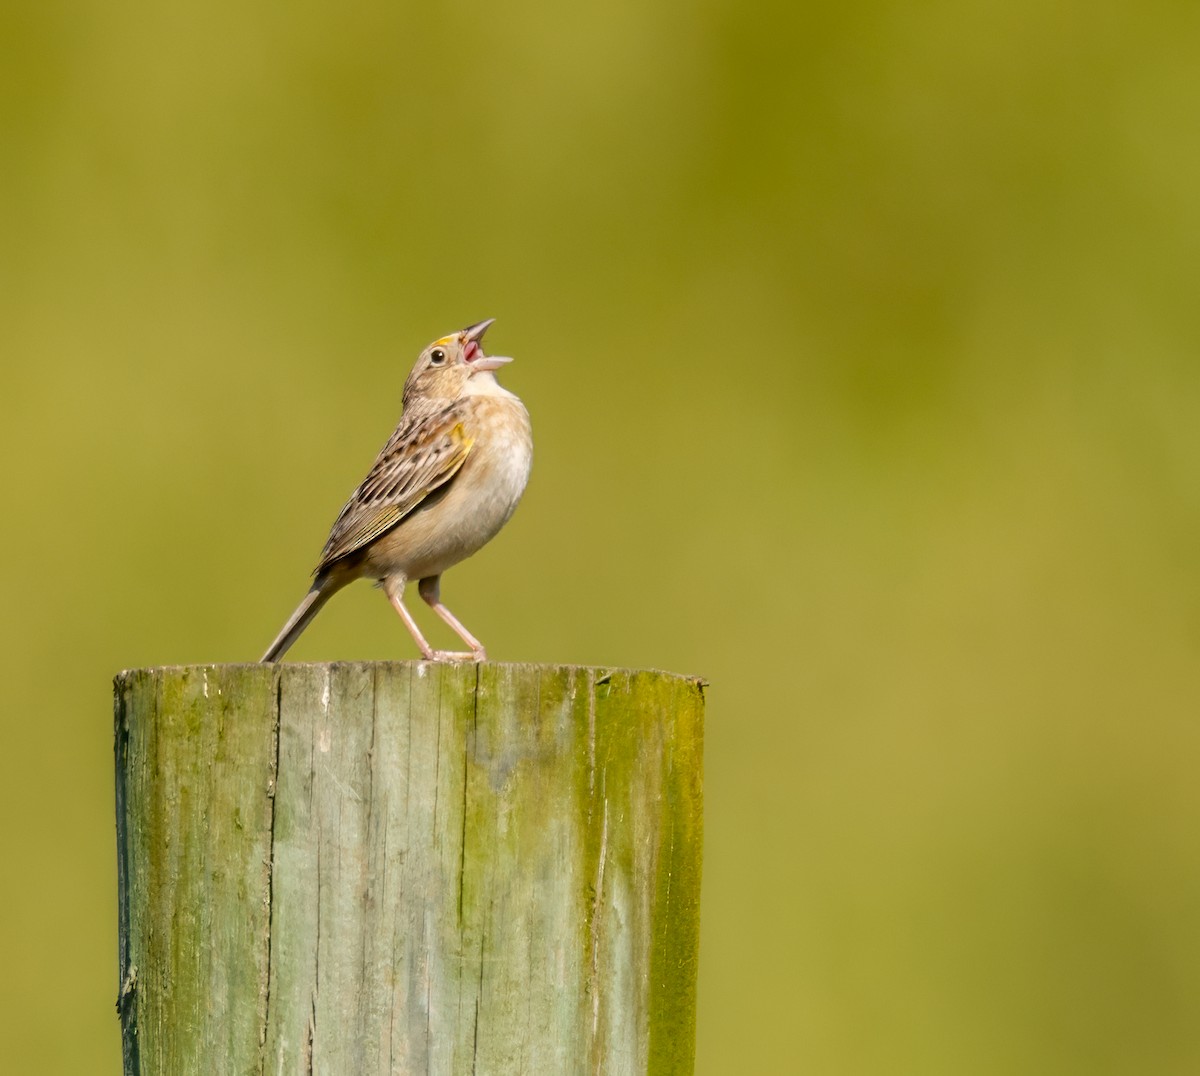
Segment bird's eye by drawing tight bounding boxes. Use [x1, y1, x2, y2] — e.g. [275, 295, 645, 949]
[429, 348, 446, 365]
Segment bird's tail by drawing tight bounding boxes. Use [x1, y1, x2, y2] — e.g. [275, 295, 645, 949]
[260, 578, 340, 662]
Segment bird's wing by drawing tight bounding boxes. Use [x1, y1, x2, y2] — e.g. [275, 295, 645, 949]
[315, 403, 474, 571]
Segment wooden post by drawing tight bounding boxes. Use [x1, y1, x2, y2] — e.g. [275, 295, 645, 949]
[114, 662, 704, 1074]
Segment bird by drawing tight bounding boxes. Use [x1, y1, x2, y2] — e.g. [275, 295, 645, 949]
[261, 318, 532, 663]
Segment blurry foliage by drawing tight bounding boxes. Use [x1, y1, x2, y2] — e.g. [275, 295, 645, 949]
[2, 0, 1199, 1072]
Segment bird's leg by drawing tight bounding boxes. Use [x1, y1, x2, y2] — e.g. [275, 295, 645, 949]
[381, 576, 441, 661]
[418, 575, 487, 662]
[382, 576, 480, 663]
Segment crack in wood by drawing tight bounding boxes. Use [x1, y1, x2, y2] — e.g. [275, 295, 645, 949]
[113, 663, 702, 1074]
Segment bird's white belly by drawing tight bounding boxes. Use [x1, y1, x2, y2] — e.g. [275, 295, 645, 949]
[365, 396, 532, 582]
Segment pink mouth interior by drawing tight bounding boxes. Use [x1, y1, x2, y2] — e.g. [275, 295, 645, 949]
[464, 340, 481, 362]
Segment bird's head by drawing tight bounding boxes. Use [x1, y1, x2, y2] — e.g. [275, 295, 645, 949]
[403, 318, 512, 406]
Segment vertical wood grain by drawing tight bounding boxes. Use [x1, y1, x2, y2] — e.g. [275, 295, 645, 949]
[115, 662, 704, 1075]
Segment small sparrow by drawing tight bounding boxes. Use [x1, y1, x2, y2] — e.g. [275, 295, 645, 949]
[261, 318, 532, 663]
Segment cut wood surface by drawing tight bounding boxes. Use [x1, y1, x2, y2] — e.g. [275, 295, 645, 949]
[114, 662, 704, 1075]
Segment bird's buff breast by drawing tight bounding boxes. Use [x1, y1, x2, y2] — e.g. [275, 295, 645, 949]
[362, 395, 532, 582]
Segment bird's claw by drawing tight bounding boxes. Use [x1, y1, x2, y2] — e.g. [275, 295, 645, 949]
[426, 649, 487, 663]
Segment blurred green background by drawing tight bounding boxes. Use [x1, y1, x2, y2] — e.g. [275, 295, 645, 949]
[3, 0, 1199, 1072]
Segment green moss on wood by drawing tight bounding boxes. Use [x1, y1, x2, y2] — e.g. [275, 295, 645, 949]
[115, 662, 703, 1074]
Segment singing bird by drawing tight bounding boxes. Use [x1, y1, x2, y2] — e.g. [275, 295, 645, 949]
[261, 318, 532, 663]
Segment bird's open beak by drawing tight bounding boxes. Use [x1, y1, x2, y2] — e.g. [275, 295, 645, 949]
[464, 318, 495, 343]
[462, 317, 513, 371]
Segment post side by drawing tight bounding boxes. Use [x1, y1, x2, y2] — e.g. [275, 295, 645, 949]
[114, 662, 704, 1074]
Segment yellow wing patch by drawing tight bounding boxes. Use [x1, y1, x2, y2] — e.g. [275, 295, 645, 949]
[315, 418, 474, 571]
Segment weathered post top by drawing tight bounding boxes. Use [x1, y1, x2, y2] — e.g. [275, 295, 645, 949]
[114, 662, 704, 1075]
